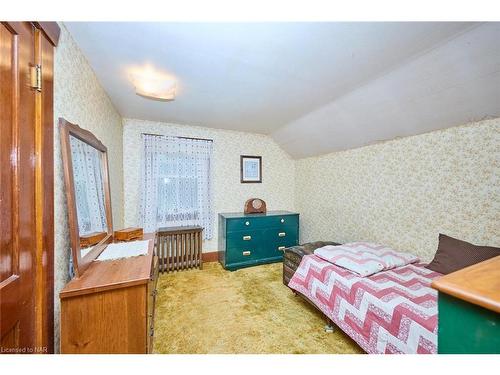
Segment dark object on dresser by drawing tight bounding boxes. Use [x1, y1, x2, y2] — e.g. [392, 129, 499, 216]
[114, 227, 144, 242]
[80, 231, 108, 248]
[244, 198, 267, 214]
[157, 226, 203, 273]
[218, 211, 299, 271]
[426, 233, 500, 275]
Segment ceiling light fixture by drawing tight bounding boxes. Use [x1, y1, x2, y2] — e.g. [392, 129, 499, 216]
[129, 65, 176, 101]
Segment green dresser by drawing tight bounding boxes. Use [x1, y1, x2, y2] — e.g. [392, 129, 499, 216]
[432, 256, 500, 354]
[437, 293, 500, 353]
[218, 211, 299, 271]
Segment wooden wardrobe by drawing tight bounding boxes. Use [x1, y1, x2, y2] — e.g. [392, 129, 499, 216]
[0, 22, 59, 354]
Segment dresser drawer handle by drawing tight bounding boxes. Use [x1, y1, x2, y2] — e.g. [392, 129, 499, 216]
[242, 251, 251, 256]
[243, 235, 251, 240]
[245, 221, 250, 226]
[278, 232, 286, 237]
[278, 246, 286, 251]
[280, 219, 285, 223]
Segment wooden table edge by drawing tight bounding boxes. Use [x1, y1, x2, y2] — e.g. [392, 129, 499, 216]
[431, 255, 500, 314]
[60, 234, 156, 299]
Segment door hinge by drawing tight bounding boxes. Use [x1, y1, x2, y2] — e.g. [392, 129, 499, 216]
[30, 64, 42, 92]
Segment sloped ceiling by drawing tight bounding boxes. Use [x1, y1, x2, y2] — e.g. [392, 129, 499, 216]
[65, 22, 500, 158]
[273, 22, 500, 158]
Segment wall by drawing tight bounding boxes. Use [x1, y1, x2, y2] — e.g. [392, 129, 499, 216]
[53, 23, 124, 351]
[123, 118, 296, 251]
[295, 118, 500, 261]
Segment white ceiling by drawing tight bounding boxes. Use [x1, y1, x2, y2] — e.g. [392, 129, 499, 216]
[65, 22, 500, 158]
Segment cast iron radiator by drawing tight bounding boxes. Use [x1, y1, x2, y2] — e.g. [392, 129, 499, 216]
[156, 226, 203, 273]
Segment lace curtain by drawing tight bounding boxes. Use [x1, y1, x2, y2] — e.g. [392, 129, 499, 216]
[70, 136, 107, 235]
[140, 134, 213, 239]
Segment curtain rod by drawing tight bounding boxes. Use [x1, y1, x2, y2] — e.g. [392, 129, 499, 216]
[142, 132, 213, 143]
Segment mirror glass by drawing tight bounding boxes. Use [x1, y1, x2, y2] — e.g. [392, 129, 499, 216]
[69, 134, 109, 252]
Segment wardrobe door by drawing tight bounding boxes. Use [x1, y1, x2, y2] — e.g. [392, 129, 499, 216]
[0, 21, 57, 354]
[0, 21, 37, 353]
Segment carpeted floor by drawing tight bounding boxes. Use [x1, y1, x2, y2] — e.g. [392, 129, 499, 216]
[153, 262, 363, 354]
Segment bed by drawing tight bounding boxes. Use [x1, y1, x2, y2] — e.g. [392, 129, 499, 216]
[283, 242, 442, 354]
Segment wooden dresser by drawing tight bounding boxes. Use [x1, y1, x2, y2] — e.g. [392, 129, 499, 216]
[60, 233, 159, 353]
[432, 255, 500, 354]
[218, 211, 299, 271]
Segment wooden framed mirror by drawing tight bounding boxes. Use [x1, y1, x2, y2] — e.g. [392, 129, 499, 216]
[60, 118, 113, 277]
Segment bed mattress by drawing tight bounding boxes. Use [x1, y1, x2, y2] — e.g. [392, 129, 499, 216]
[287, 252, 442, 354]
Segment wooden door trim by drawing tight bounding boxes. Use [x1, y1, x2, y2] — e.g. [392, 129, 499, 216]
[2, 22, 59, 47]
[34, 25, 56, 353]
[33, 22, 60, 46]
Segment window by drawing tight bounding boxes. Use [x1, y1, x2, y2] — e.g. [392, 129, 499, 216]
[156, 153, 200, 222]
[140, 134, 213, 239]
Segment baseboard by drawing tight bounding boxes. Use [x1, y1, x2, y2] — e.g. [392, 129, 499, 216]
[202, 251, 219, 263]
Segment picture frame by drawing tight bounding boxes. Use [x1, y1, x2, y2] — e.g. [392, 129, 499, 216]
[240, 155, 262, 183]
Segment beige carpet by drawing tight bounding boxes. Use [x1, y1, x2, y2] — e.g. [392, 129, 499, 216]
[153, 262, 363, 354]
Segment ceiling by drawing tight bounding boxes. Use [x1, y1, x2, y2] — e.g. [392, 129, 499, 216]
[65, 22, 500, 158]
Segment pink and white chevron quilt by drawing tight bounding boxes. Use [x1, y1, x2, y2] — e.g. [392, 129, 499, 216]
[314, 242, 419, 277]
[288, 254, 442, 354]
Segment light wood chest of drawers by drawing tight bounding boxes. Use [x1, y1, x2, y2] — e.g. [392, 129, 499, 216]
[60, 233, 159, 353]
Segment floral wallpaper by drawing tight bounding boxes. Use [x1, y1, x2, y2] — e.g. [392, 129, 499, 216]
[122, 118, 296, 252]
[295, 117, 500, 262]
[53, 23, 124, 351]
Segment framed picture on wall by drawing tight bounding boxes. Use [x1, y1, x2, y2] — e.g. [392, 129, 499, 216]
[240, 155, 262, 183]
